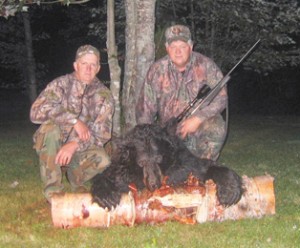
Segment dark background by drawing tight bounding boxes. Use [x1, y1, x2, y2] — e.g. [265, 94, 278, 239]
[0, 1, 299, 118]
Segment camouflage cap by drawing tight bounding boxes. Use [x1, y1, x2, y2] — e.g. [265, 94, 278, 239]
[75, 45, 100, 60]
[165, 25, 192, 44]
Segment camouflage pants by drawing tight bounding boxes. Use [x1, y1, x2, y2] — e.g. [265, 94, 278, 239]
[183, 114, 227, 161]
[33, 123, 110, 202]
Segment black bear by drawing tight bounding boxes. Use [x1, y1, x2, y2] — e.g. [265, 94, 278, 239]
[91, 122, 243, 210]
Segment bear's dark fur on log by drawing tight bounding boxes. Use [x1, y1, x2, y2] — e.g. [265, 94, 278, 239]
[91, 122, 243, 210]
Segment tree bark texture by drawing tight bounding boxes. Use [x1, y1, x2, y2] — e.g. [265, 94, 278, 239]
[107, 0, 122, 136]
[122, 0, 156, 132]
[22, 11, 37, 103]
[51, 175, 275, 228]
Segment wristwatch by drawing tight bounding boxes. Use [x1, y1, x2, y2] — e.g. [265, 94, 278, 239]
[71, 119, 78, 125]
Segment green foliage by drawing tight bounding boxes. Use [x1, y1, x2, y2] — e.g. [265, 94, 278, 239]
[0, 12, 26, 89]
[156, 0, 300, 73]
[1, 112, 300, 247]
[0, 2, 108, 89]
[2, 0, 299, 75]
[1, 0, 299, 91]
[0, 0, 92, 18]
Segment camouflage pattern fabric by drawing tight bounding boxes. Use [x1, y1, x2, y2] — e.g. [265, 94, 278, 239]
[31, 73, 114, 151]
[183, 115, 226, 161]
[34, 123, 110, 202]
[30, 73, 114, 202]
[165, 24, 192, 44]
[136, 52, 228, 160]
[75, 44, 100, 60]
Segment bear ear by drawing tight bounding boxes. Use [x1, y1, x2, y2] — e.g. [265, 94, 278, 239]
[122, 149, 130, 161]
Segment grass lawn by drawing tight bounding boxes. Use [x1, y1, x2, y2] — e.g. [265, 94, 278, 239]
[0, 110, 300, 247]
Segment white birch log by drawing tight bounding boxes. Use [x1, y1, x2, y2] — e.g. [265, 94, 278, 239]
[51, 175, 275, 228]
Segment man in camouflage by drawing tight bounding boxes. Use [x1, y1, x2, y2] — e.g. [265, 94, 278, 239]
[30, 45, 114, 203]
[136, 25, 227, 161]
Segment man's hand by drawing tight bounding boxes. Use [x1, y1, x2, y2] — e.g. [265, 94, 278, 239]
[177, 116, 202, 139]
[74, 119, 91, 141]
[55, 141, 79, 166]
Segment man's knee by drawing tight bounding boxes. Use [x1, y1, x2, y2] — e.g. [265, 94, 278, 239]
[34, 123, 61, 154]
[69, 147, 111, 185]
[185, 115, 226, 160]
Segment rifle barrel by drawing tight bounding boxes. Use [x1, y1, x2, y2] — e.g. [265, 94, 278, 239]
[176, 39, 261, 121]
[226, 39, 261, 76]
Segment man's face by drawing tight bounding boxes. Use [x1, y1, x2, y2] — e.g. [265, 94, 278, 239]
[166, 40, 193, 72]
[73, 53, 100, 84]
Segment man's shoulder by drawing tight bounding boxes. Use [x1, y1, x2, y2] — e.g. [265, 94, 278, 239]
[192, 52, 220, 69]
[149, 55, 169, 70]
[90, 79, 113, 99]
[155, 55, 169, 63]
[41, 74, 71, 92]
[92, 78, 110, 91]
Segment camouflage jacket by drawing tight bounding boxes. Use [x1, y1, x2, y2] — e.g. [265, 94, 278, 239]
[30, 73, 114, 151]
[136, 52, 227, 126]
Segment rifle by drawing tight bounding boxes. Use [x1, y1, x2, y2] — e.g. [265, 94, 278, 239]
[176, 39, 261, 123]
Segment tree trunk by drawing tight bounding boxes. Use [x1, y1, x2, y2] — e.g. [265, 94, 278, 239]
[209, 0, 216, 59]
[190, 0, 195, 41]
[51, 175, 276, 228]
[22, 11, 37, 103]
[122, 0, 156, 132]
[107, 0, 122, 137]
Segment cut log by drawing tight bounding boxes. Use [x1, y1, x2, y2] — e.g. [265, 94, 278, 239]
[51, 192, 136, 228]
[196, 175, 276, 223]
[51, 175, 275, 228]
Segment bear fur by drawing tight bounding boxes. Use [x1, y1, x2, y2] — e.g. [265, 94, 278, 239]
[91, 122, 243, 210]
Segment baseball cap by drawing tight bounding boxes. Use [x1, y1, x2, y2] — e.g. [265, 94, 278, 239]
[165, 25, 192, 44]
[75, 45, 100, 60]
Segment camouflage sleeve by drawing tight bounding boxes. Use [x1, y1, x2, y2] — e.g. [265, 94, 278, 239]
[68, 88, 114, 151]
[136, 64, 158, 124]
[193, 61, 227, 121]
[30, 75, 83, 126]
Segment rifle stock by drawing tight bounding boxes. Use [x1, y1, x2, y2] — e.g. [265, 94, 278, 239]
[175, 39, 261, 122]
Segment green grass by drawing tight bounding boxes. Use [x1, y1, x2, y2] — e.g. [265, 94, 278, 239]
[0, 115, 300, 248]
